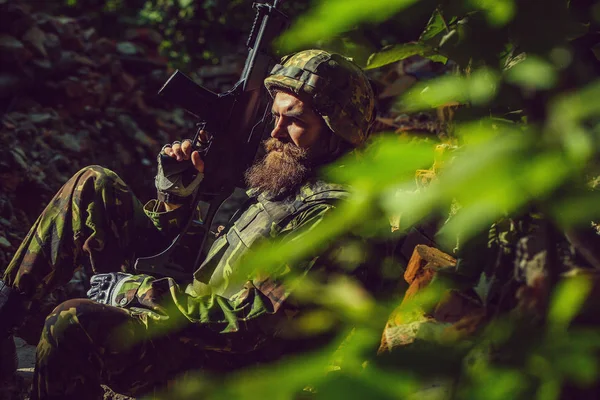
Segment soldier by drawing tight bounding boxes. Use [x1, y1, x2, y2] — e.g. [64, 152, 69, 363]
[0, 49, 376, 399]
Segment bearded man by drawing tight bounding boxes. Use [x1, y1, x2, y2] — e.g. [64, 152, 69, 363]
[0, 49, 376, 399]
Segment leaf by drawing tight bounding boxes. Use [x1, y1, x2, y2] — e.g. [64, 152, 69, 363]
[420, 8, 449, 42]
[468, 68, 500, 104]
[550, 191, 600, 228]
[365, 43, 437, 70]
[326, 134, 435, 190]
[468, 0, 515, 26]
[438, 29, 458, 48]
[276, 0, 420, 52]
[399, 67, 499, 111]
[230, 191, 372, 284]
[439, 150, 571, 247]
[505, 56, 558, 90]
[551, 78, 600, 123]
[548, 276, 592, 331]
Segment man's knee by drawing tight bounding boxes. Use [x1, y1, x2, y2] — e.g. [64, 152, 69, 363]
[40, 299, 89, 347]
[76, 165, 125, 190]
[41, 299, 133, 349]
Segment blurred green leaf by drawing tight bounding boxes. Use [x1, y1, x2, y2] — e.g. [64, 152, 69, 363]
[558, 351, 598, 385]
[519, 152, 570, 197]
[365, 43, 440, 70]
[551, 79, 600, 123]
[326, 134, 435, 189]
[276, 0, 421, 52]
[550, 191, 600, 228]
[477, 369, 526, 400]
[439, 151, 570, 246]
[315, 373, 397, 400]
[505, 56, 558, 90]
[294, 309, 337, 335]
[469, 68, 500, 104]
[231, 191, 372, 285]
[400, 67, 499, 111]
[468, 0, 515, 26]
[548, 276, 592, 331]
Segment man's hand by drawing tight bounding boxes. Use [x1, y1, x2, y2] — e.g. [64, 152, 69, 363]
[162, 135, 206, 174]
[156, 131, 212, 208]
[87, 272, 132, 307]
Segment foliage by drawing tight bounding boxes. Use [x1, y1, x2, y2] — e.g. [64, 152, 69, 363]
[32, 0, 600, 398]
[153, 0, 600, 399]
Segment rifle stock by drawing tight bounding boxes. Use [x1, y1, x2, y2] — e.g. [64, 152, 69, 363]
[135, 1, 287, 281]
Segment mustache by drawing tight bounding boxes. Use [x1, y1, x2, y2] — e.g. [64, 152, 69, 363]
[263, 138, 307, 160]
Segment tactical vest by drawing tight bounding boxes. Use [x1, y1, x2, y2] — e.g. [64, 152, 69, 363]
[192, 180, 348, 298]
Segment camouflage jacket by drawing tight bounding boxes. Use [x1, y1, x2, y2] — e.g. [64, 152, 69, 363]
[114, 180, 348, 351]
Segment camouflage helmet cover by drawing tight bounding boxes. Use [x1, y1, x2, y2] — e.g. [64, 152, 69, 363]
[264, 49, 376, 147]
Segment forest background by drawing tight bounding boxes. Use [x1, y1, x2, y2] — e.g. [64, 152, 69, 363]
[1, 0, 600, 399]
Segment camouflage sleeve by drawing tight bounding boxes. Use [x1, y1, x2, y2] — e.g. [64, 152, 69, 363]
[142, 199, 193, 237]
[114, 203, 335, 352]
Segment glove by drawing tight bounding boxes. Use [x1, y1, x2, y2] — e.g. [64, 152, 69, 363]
[155, 141, 204, 204]
[87, 272, 132, 307]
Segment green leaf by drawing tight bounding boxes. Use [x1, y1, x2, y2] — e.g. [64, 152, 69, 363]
[326, 135, 435, 190]
[365, 43, 437, 70]
[439, 150, 570, 247]
[400, 67, 499, 111]
[468, 0, 515, 26]
[518, 152, 571, 198]
[230, 192, 372, 284]
[276, 0, 420, 52]
[550, 191, 600, 228]
[548, 276, 592, 331]
[420, 8, 449, 41]
[557, 351, 599, 385]
[468, 68, 500, 104]
[505, 56, 558, 90]
[551, 79, 600, 123]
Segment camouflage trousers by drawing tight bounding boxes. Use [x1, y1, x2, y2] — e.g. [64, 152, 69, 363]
[2, 166, 241, 399]
[3, 166, 164, 342]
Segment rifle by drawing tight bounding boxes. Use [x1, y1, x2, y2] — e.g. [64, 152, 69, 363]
[134, 0, 288, 281]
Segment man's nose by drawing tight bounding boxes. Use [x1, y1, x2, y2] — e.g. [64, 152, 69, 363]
[270, 118, 288, 139]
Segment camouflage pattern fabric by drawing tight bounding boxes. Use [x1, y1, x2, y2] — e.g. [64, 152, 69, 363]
[33, 298, 256, 400]
[264, 49, 375, 146]
[4, 164, 348, 399]
[111, 180, 348, 340]
[2, 165, 189, 343]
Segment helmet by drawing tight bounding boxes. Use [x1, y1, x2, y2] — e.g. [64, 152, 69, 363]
[264, 49, 376, 147]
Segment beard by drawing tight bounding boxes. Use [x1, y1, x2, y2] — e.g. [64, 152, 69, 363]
[244, 138, 309, 197]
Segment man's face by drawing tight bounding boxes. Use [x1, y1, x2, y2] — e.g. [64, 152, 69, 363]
[245, 91, 328, 196]
[269, 90, 326, 151]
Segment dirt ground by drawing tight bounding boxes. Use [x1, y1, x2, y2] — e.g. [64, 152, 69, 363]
[0, 336, 135, 400]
